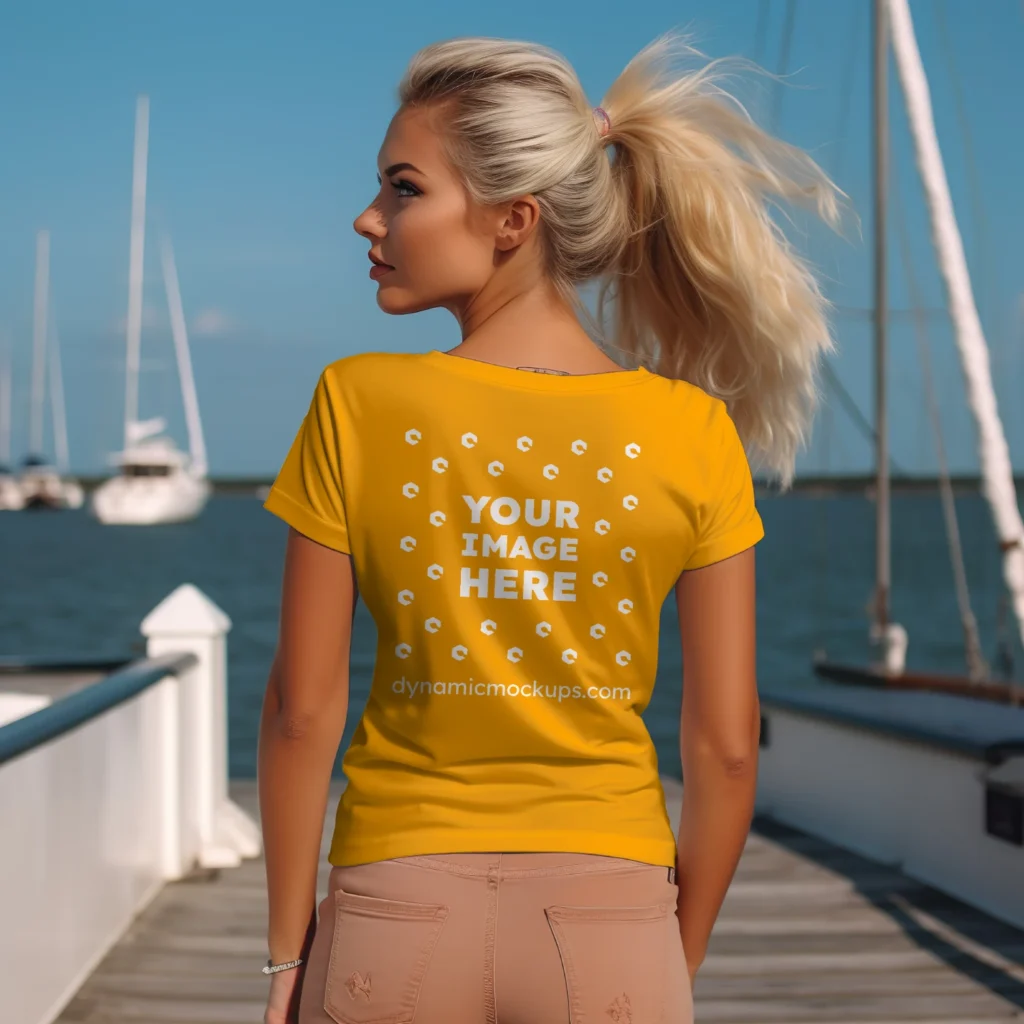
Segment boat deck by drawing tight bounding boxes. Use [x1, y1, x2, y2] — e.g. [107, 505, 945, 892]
[55, 778, 1024, 1023]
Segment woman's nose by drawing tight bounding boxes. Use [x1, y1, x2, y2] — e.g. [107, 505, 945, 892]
[353, 199, 385, 241]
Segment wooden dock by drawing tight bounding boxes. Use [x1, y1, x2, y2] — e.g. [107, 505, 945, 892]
[56, 778, 1024, 1023]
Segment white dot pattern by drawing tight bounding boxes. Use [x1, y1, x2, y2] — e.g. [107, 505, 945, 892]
[393, 425, 643, 684]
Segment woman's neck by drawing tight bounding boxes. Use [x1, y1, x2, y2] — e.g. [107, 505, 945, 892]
[451, 278, 622, 375]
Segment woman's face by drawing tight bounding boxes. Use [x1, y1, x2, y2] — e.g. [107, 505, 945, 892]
[353, 105, 502, 316]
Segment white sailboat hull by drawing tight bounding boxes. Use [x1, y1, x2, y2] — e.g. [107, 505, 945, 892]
[90, 470, 210, 525]
[18, 468, 84, 510]
[0, 476, 26, 511]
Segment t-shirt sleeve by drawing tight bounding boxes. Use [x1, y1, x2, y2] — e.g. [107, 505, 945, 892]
[263, 370, 350, 554]
[683, 401, 764, 571]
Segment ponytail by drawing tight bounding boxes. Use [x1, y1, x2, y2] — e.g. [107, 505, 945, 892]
[400, 34, 842, 487]
[597, 37, 841, 486]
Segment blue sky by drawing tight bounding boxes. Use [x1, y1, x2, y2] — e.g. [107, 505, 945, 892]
[1, 0, 1021, 477]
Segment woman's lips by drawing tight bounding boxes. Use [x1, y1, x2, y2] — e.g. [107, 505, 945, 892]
[368, 254, 395, 280]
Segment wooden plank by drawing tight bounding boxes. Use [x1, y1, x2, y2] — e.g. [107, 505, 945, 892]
[694, 993, 1018, 1022]
[694, 969, 1024, 999]
[57, 995, 267, 1023]
[700, 950, 1014, 974]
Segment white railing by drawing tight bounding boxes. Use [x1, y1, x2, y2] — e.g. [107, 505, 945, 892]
[0, 584, 261, 1024]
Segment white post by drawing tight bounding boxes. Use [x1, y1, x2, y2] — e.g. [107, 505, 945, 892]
[152, 674, 186, 880]
[141, 584, 261, 869]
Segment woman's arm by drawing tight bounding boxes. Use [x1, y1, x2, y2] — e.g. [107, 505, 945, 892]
[259, 527, 355, 972]
[673, 546, 760, 982]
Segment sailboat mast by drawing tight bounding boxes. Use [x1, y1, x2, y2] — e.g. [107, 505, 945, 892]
[873, 0, 891, 637]
[49, 321, 70, 474]
[888, 0, 1024, 652]
[0, 341, 11, 466]
[124, 95, 150, 448]
[160, 235, 208, 479]
[30, 229, 50, 457]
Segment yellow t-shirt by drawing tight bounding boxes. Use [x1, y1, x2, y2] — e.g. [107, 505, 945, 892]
[264, 349, 764, 868]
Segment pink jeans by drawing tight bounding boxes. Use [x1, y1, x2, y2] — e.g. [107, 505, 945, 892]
[298, 851, 693, 1024]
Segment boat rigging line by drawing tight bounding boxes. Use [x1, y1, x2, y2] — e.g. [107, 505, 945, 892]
[892, 167, 988, 682]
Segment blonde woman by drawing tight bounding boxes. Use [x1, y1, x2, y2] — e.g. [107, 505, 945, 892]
[259, 34, 837, 1024]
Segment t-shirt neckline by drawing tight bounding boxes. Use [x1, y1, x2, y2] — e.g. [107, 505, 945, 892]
[424, 349, 653, 392]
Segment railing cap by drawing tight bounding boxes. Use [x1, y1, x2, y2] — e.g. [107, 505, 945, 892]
[141, 583, 232, 638]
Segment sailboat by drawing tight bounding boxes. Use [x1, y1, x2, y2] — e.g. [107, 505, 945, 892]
[0, 340, 25, 511]
[813, 0, 1024, 705]
[90, 96, 210, 526]
[17, 229, 84, 511]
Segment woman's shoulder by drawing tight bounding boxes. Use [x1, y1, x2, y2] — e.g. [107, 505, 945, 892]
[321, 349, 424, 384]
[315, 351, 436, 410]
[643, 370, 731, 431]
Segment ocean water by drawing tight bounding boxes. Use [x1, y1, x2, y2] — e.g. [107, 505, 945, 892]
[1, 491, 1020, 778]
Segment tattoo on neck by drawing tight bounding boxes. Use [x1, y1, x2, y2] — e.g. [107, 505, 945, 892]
[516, 366, 570, 375]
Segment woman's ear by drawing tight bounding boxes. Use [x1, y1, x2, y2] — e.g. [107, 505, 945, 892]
[495, 195, 541, 252]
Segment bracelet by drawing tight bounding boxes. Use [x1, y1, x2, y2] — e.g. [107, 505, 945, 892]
[263, 957, 304, 975]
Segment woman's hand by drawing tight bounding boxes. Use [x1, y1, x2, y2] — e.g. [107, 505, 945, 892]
[680, 913, 704, 991]
[264, 965, 306, 1024]
[687, 958, 701, 990]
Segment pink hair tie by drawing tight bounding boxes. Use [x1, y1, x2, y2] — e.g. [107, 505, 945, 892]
[593, 106, 611, 138]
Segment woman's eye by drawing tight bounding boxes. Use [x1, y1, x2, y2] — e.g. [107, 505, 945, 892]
[391, 179, 420, 198]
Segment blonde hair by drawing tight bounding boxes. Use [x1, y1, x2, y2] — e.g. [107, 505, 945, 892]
[399, 35, 841, 488]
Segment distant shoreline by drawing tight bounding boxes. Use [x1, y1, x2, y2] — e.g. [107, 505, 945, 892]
[754, 475, 1024, 497]
[61, 475, 1024, 497]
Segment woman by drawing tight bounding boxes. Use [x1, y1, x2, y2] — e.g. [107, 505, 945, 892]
[260, 34, 838, 1024]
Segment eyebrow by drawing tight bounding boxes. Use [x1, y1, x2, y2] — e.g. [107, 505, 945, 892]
[382, 162, 423, 177]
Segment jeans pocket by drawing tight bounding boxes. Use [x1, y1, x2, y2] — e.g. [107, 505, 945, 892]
[323, 886, 448, 1024]
[545, 902, 670, 1024]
